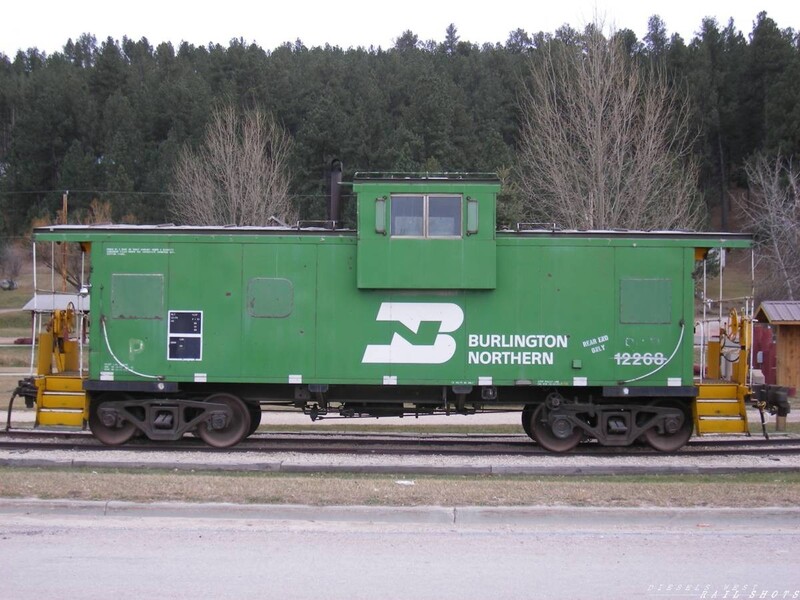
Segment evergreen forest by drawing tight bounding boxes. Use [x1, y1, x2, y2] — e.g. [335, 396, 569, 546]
[0, 12, 798, 237]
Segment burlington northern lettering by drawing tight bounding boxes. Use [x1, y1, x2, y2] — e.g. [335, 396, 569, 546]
[467, 333, 568, 365]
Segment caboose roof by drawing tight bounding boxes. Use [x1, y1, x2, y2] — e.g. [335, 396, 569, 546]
[353, 172, 500, 183]
[32, 223, 751, 247]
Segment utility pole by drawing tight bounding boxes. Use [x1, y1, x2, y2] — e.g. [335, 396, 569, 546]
[61, 191, 68, 292]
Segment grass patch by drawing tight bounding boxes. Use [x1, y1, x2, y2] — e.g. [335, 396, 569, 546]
[0, 347, 33, 367]
[0, 373, 29, 403]
[0, 288, 30, 310]
[0, 310, 30, 334]
[1, 467, 798, 507]
[0, 259, 41, 310]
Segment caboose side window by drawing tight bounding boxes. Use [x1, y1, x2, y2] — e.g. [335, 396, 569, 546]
[391, 195, 424, 236]
[429, 195, 461, 236]
[391, 194, 461, 238]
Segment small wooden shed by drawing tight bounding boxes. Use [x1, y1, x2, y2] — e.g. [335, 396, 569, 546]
[755, 301, 800, 396]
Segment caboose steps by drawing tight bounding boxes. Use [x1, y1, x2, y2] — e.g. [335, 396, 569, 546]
[39, 392, 85, 409]
[694, 383, 749, 435]
[36, 409, 85, 427]
[34, 375, 88, 428]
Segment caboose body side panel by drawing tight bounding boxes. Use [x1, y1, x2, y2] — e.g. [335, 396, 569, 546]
[69, 231, 702, 390]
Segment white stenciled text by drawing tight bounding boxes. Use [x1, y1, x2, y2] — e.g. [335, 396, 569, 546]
[467, 333, 567, 365]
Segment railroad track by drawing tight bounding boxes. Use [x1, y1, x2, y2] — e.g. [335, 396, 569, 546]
[1, 428, 799, 458]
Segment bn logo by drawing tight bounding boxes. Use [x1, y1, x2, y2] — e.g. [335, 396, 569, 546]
[361, 302, 464, 364]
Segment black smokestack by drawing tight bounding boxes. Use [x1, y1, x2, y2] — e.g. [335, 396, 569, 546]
[329, 159, 342, 227]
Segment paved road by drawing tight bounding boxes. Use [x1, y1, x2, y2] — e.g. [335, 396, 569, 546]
[0, 503, 798, 599]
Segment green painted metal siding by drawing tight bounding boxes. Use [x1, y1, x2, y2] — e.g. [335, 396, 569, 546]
[73, 231, 704, 389]
[240, 242, 317, 379]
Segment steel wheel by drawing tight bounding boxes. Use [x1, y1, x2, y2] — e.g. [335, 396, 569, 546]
[642, 400, 693, 452]
[246, 403, 262, 437]
[521, 405, 536, 440]
[89, 395, 137, 446]
[196, 393, 250, 448]
[531, 403, 582, 453]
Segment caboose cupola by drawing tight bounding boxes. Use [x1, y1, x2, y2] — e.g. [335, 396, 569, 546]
[354, 173, 500, 289]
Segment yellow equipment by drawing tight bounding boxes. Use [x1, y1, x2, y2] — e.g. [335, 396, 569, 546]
[694, 308, 751, 435]
[6, 303, 89, 430]
[29, 305, 88, 428]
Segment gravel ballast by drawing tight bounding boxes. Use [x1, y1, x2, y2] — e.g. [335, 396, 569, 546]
[1, 435, 799, 476]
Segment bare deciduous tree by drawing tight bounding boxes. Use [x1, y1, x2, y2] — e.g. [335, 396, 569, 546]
[170, 106, 295, 226]
[743, 155, 800, 301]
[517, 27, 701, 230]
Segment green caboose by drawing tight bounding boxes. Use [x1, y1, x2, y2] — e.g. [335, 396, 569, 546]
[28, 173, 752, 451]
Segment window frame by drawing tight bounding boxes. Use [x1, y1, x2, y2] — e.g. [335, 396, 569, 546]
[390, 193, 462, 239]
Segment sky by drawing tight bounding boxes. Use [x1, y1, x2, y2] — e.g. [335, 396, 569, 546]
[1, 0, 798, 57]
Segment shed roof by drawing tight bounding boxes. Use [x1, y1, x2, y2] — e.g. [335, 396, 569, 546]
[755, 301, 800, 325]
